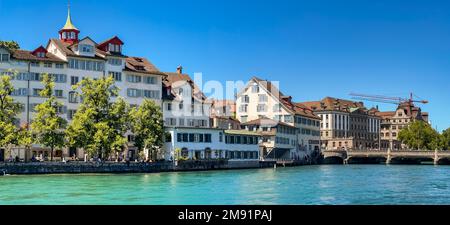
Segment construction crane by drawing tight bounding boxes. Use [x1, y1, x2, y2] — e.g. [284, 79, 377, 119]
[349, 92, 428, 106]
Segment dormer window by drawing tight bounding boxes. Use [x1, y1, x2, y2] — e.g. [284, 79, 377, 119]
[37, 52, 46, 58]
[134, 66, 145, 71]
[0, 53, 10, 62]
[80, 44, 93, 53]
[108, 43, 122, 53]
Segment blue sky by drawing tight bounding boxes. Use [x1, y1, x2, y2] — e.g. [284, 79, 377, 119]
[0, 0, 449, 131]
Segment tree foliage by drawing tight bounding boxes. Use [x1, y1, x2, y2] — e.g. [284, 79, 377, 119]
[31, 74, 67, 161]
[398, 120, 442, 150]
[441, 128, 450, 150]
[0, 40, 20, 51]
[130, 99, 164, 160]
[66, 77, 129, 159]
[0, 74, 23, 150]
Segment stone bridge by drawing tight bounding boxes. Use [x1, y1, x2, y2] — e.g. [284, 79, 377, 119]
[322, 149, 450, 165]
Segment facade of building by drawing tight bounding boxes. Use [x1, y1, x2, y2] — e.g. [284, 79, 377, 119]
[241, 118, 297, 160]
[376, 102, 429, 150]
[210, 99, 240, 129]
[163, 127, 260, 162]
[0, 7, 165, 161]
[211, 99, 236, 117]
[162, 66, 211, 128]
[302, 97, 381, 150]
[235, 77, 321, 160]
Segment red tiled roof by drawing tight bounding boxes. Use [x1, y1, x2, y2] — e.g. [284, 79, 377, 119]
[124, 57, 166, 76]
[11, 49, 65, 63]
[163, 72, 207, 101]
[375, 111, 395, 119]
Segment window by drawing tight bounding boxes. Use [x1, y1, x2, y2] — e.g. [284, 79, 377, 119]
[239, 104, 248, 113]
[15, 72, 29, 81]
[0, 54, 10, 62]
[108, 43, 122, 53]
[109, 72, 122, 81]
[127, 88, 141, 98]
[179, 101, 184, 110]
[86, 61, 92, 70]
[251, 85, 259, 93]
[12, 88, 28, 96]
[55, 63, 64, 69]
[179, 118, 184, 126]
[273, 104, 282, 112]
[178, 88, 184, 95]
[56, 106, 67, 114]
[30, 62, 40, 67]
[144, 76, 157, 84]
[80, 44, 94, 53]
[67, 109, 76, 120]
[68, 59, 104, 71]
[126, 74, 142, 83]
[36, 52, 46, 58]
[44, 62, 52, 68]
[258, 94, 268, 102]
[32, 88, 42, 97]
[167, 103, 172, 111]
[257, 104, 267, 112]
[143, 90, 160, 99]
[68, 92, 78, 103]
[54, 90, 63, 98]
[242, 95, 250, 103]
[52, 74, 67, 83]
[108, 58, 122, 66]
[204, 134, 212, 143]
[284, 115, 293, 123]
[189, 134, 195, 142]
[70, 76, 79, 86]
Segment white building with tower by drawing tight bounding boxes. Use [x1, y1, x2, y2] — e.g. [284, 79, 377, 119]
[0, 5, 165, 161]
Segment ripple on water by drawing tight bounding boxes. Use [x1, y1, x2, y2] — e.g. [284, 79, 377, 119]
[1, 165, 450, 205]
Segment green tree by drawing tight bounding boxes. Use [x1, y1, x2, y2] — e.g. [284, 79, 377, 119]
[441, 128, 450, 150]
[0, 74, 23, 156]
[31, 74, 67, 161]
[66, 77, 129, 160]
[0, 40, 20, 51]
[398, 120, 441, 150]
[130, 99, 164, 161]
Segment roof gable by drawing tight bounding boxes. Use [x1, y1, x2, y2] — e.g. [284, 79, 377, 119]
[31, 46, 48, 56]
[98, 36, 124, 49]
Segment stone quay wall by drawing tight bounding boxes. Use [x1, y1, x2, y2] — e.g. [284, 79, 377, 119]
[0, 160, 276, 175]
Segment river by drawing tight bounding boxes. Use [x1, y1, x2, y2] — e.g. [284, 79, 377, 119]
[0, 165, 449, 205]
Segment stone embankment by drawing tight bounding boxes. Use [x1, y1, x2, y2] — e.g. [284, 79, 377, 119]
[0, 160, 277, 175]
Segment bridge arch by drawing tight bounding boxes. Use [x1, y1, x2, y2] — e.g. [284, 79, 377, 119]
[322, 156, 344, 164]
[346, 156, 387, 164]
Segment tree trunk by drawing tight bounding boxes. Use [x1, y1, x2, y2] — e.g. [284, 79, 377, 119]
[50, 147, 54, 161]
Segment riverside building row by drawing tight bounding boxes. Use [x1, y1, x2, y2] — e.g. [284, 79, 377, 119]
[0, 6, 430, 163]
[0, 7, 260, 163]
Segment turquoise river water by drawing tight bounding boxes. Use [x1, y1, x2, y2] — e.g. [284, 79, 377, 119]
[1, 165, 450, 205]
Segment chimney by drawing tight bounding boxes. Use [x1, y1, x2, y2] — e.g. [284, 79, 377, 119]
[177, 65, 183, 74]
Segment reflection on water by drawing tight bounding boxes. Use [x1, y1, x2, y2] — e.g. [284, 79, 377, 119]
[1, 165, 450, 205]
